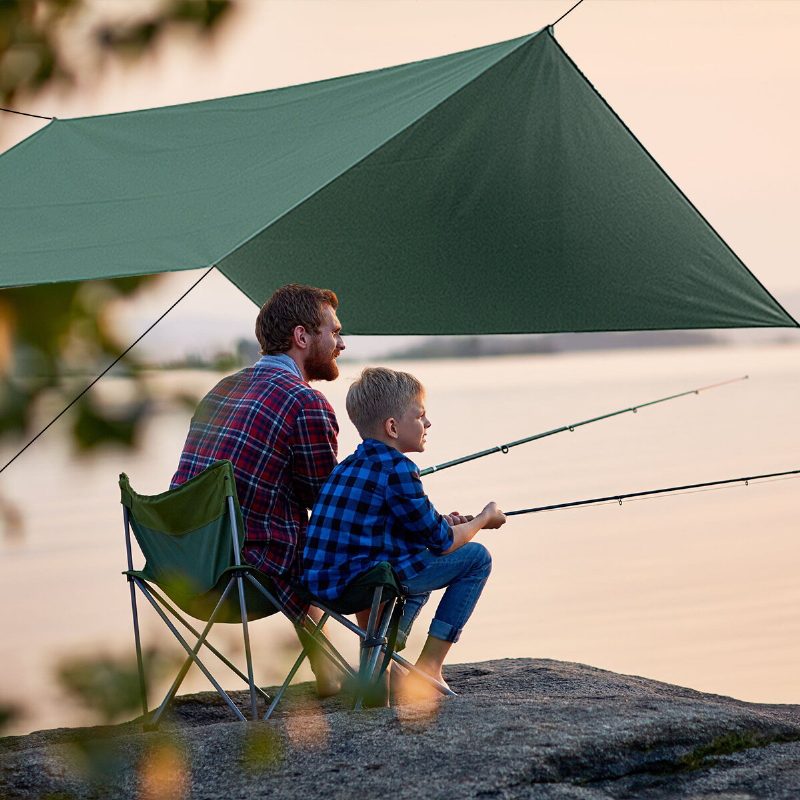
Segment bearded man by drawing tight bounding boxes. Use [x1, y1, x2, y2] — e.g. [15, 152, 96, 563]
[171, 284, 344, 696]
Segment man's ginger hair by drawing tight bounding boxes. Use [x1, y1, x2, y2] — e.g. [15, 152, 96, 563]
[255, 284, 338, 355]
[346, 367, 424, 438]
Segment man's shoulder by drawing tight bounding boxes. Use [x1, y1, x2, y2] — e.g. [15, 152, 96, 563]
[212, 366, 331, 410]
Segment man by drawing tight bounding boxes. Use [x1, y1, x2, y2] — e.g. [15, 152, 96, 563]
[171, 284, 345, 695]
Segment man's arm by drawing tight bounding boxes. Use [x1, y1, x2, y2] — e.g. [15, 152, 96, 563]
[290, 394, 339, 508]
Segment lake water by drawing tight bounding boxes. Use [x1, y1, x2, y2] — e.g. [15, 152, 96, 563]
[2, 343, 799, 734]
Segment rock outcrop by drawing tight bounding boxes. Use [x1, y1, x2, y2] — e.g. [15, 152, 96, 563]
[2, 658, 800, 799]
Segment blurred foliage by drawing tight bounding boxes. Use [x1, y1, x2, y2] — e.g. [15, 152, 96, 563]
[242, 723, 284, 771]
[0, 277, 157, 451]
[0, 699, 22, 735]
[54, 648, 190, 795]
[59, 728, 189, 796]
[56, 646, 181, 725]
[0, 1, 236, 485]
[138, 736, 189, 800]
[0, 0, 234, 108]
[64, 728, 131, 791]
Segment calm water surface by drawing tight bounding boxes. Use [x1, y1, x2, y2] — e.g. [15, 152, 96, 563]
[1, 344, 798, 733]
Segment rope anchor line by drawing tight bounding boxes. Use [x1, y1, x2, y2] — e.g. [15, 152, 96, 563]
[0, 106, 54, 120]
[0, 266, 216, 477]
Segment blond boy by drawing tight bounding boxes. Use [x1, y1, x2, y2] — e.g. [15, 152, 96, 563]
[302, 367, 505, 692]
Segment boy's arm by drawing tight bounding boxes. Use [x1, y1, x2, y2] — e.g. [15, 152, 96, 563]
[442, 502, 506, 555]
[385, 462, 454, 554]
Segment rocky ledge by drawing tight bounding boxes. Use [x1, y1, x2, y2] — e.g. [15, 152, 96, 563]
[2, 658, 800, 799]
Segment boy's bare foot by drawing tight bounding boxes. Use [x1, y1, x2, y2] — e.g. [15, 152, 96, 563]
[395, 664, 449, 703]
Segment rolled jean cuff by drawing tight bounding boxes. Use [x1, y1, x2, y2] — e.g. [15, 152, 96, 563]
[429, 617, 461, 644]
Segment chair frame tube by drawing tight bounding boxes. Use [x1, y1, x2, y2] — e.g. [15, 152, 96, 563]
[147, 578, 242, 728]
[363, 598, 397, 685]
[262, 612, 329, 720]
[142, 582, 271, 703]
[227, 496, 258, 720]
[134, 577, 247, 723]
[353, 587, 387, 709]
[244, 574, 356, 681]
[123, 507, 148, 717]
[305, 597, 457, 698]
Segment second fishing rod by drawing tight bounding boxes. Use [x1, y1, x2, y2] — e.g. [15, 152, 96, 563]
[420, 375, 749, 477]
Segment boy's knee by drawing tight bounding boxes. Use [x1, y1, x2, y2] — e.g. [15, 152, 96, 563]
[465, 542, 492, 577]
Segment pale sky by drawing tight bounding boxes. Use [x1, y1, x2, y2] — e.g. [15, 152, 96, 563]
[3, 0, 799, 359]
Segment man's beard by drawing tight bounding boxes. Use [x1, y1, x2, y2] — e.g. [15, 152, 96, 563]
[305, 338, 339, 381]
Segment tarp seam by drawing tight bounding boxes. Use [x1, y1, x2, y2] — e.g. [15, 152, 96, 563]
[214, 30, 544, 290]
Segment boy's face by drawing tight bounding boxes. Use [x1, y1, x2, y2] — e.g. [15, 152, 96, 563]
[392, 394, 431, 453]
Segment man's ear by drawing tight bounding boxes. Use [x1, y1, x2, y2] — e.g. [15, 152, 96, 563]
[292, 325, 309, 351]
[384, 417, 398, 439]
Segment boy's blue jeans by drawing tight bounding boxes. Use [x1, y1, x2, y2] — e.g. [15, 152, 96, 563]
[397, 542, 492, 646]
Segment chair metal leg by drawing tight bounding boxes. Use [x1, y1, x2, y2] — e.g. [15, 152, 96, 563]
[145, 583, 271, 703]
[312, 602, 458, 698]
[297, 615, 356, 680]
[135, 578, 247, 725]
[148, 578, 237, 728]
[127, 576, 148, 717]
[245, 573, 356, 680]
[225, 497, 259, 720]
[123, 507, 148, 717]
[362, 597, 396, 687]
[235, 574, 259, 720]
[263, 613, 328, 721]
[353, 587, 384, 710]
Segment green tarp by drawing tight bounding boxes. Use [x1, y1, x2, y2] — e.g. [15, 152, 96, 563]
[0, 28, 795, 333]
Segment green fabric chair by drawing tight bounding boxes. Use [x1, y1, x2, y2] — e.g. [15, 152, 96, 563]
[120, 459, 351, 726]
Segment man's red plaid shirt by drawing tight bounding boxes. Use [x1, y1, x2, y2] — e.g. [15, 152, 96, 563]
[171, 361, 338, 621]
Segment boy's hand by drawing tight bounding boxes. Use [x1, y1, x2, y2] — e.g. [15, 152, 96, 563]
[480, 502, 506, 530]
[445, 511, 474, 526]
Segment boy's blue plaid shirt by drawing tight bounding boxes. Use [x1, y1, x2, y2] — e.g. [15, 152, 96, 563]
[302, 438, 454, 600]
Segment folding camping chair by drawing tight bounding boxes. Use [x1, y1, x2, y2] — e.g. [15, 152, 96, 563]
[120, 459, 353, 728]
[266, 563, 457, 715]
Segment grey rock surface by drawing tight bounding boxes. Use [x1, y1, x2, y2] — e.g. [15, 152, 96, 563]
[2, 658, 800, 799]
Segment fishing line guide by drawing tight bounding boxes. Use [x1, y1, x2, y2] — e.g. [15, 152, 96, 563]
[420, 375, 749, 478]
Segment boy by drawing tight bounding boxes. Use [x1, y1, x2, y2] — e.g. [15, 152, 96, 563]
[302, 367, 506, 698]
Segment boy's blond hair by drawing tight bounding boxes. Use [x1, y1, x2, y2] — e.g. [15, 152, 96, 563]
[346, 367, 424, 438]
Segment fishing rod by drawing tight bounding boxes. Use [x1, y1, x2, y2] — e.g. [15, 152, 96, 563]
[505, 468, 800, 517]
[420, 375, 749, 477]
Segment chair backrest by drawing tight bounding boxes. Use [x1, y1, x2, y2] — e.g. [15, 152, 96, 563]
[119, 460, 245, 604]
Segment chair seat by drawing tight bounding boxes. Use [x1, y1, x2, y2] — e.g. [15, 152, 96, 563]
[301, 562, 401, 616]
[125, 566, 281, 623]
